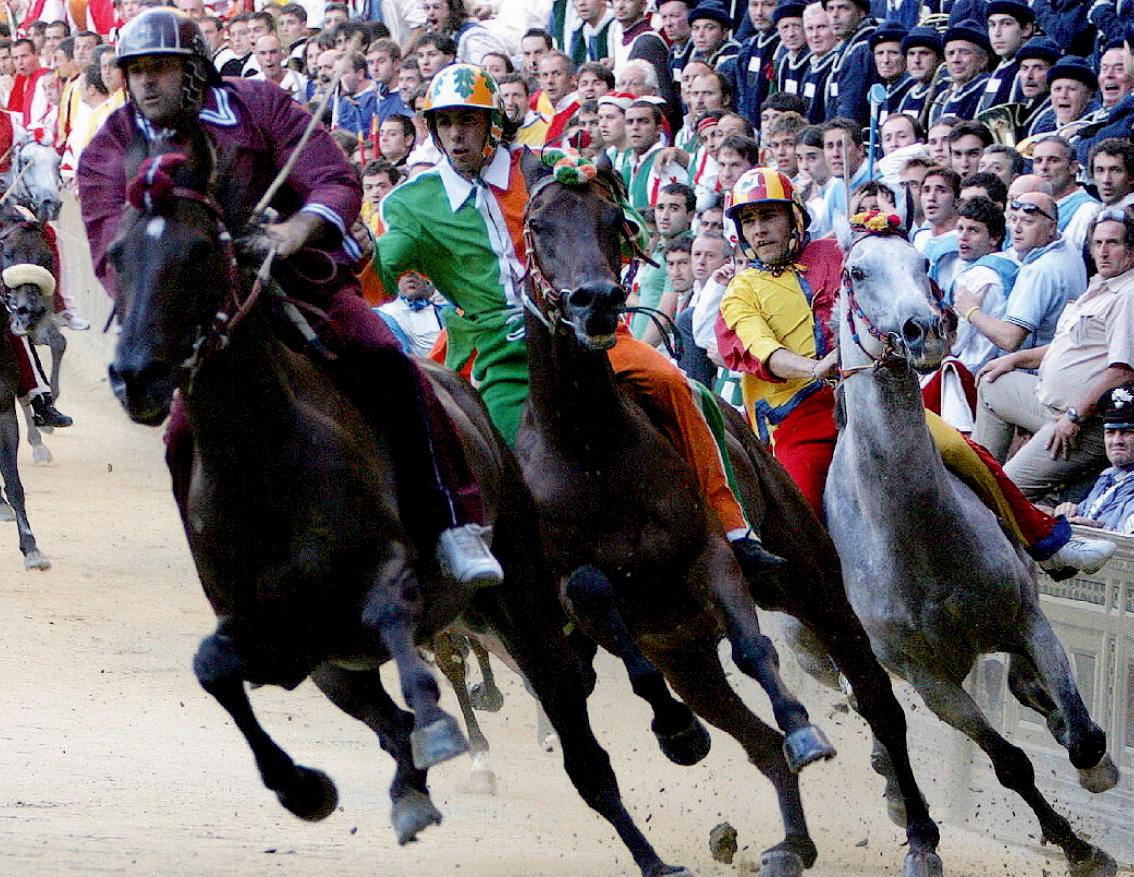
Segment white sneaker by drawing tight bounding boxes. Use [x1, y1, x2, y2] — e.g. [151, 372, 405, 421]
[58, 310, 90, 331]
[1038, 536, 1117, 576]
[437, 524, 504, 587]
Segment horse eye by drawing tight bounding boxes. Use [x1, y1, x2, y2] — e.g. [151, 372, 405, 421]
[850, 267, 866, 282]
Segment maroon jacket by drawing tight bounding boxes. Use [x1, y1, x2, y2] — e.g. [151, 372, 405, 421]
[77, 78, 363, 297]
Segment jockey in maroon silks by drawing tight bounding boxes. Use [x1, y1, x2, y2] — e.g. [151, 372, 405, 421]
[77, 7, 503, 587]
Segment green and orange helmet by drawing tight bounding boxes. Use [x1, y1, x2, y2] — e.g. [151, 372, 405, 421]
[422, 63, 506, 163]
[725, 167, 810, 262]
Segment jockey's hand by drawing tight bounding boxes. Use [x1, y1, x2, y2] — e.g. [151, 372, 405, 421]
[243, 212, 325, 260]
[813, 348, 839, 381]
[1046, 415, 1080, 461]
[350, 218, 374, 263]
[977, 354, 1015, 385]
[1052, 501, 1078, 518]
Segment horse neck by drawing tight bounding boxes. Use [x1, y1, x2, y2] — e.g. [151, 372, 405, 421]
[524, 309, 628, 454]
[183, 308, 296, 467]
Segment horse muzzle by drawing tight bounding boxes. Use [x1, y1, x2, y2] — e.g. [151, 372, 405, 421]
[108, 359, 177, 426]
[36, 198, 62, 224]
[563, 280, 625, 350]
[6, 285, 49, 336]
[902, 315, 948, 373]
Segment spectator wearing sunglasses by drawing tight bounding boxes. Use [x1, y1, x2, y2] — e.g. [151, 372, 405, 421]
[971, 207, 1134, 500]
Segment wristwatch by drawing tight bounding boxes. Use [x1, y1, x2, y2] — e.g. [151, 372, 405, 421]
[1065, 407, 1081, 424]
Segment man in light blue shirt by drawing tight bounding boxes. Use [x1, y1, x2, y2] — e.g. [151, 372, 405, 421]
[808, 116, 878, 237]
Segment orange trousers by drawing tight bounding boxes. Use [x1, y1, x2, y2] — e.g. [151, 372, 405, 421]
[609, 329, 748, 534]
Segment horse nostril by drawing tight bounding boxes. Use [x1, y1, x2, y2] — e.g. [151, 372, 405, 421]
[902, 318, 926, 345]
[568, 287, 595, 309]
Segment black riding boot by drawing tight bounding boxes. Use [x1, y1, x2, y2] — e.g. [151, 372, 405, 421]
[30, 392, 73, 428]
[731, 531, 786, 575]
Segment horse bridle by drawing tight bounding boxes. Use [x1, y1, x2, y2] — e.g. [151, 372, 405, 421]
[838, 232, 955, 379]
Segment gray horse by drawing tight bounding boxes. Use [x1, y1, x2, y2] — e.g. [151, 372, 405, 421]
[824, 228, 1118, 877]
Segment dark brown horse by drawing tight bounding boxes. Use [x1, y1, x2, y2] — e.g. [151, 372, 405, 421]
[106, 127, 690, 877]
[516, 156, 943, 877]
[0, 204, 53, 569]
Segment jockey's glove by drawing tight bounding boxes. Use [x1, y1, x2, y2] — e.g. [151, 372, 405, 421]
[240, 212, 325, 261]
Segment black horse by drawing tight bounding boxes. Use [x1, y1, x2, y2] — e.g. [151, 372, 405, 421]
[106, 125, 691, 877]
[0, 205, 52, 569]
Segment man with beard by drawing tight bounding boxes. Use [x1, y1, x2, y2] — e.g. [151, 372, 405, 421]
[1089, 139, 1134, 210]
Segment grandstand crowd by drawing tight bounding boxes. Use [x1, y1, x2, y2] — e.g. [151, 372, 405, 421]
[3, 0, 1133, 532]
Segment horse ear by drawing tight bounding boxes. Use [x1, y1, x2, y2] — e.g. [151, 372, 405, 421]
[594, 150, 614, 178]
[832, 212, 854, 254]
[520, 146, 551, 190]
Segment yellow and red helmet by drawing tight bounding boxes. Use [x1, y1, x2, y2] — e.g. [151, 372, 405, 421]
[725, 168, 810, 263]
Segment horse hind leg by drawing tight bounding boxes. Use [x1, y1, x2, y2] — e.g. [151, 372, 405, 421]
[309, 664, 443, 844]
[909, 667, 1116, 877]
[564, 565, 711, 767]
[193, 621, 338, 821]
[1007, 651, 1118, 794]
[44, 326, 66, 399]
[434, 632, 496, 794]
[0, 408, 49, 569]
[362, 562, 468, 770]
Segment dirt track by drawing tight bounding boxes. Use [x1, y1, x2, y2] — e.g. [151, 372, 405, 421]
[1, 334, 1090, 877]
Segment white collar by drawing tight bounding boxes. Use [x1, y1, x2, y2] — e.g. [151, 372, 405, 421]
[436, 145, 512, 212]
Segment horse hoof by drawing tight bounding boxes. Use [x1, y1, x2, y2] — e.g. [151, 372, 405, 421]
[465, 751, 497, 795]
[391, 788, 443, 845]
[541, 731, 559, 752]
[469, 681, 504, 712]
[1070, 848, 1118, 877]
[0, 501, 15, 522]
[653, 713, 712, 766]
[1078, 754, 1120, 794]
[39, 425, 54, 435]
[411, 715, 469, 769]
[646, 865, 694, 877]
[24, 550, 51, 571]
[783, 725, 836, 773]
[758, 850, 803, 877]
[276, 766, 338, 822]
[902, 851, 944, 877]
[32, 445, 53, 466]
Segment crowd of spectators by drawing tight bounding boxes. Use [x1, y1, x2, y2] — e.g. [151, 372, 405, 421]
[3, 0, 1133, 533]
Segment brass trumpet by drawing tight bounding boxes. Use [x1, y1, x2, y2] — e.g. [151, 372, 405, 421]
[1015, 118, 1094, 158]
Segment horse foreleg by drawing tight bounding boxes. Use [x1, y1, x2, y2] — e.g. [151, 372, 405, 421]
[1007, 645, 1117, 794]
[563, 564, 711, 767]
[466, 634, 504, 712]
[45, 327, 66, 399]
[907, 666, 1116, 877]
[309, 663, 443, 843]
[193, 621, 338, 821]
[0, 407, 49, 569]
[478, 578, 692, 877]
[362, 560, 468, 770]
[18, 399, 51, 465]
[433, 632, 496, 794]
[703, 543, 835, 772]
[787, 593, 941, 868]
[659, 641, 817, 876]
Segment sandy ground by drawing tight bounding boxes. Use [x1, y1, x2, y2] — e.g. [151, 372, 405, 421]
[0, 334, 1113, 877]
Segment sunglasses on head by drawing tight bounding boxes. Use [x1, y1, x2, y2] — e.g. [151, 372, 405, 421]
[1009, 199, 1055, 221]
